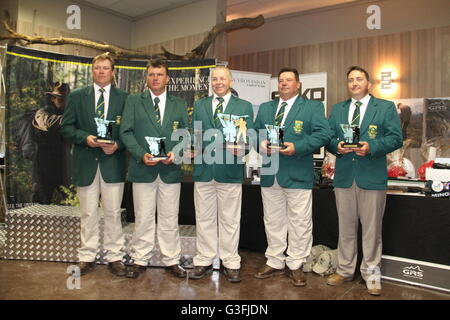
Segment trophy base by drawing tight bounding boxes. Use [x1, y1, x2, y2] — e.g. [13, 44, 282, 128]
[267, 143, 287, 150]
[95, 138, 115, 144]
[342, 142, 362, 148]
[151, 156, 169, 161]
[224, 142, 250, 151]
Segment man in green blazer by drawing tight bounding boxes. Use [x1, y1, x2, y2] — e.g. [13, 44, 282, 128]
[120, 60, 189, 279]
[325, 66, 402, 296]
[188, 66, 254, 283]
[253, 68, 331, 287]
[61, 54, 128, 277]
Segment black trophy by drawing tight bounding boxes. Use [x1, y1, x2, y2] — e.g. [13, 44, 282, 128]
[94, 118, 115, 144]
[266, 124, 287, 150]
[145, 136, 168, 161]
[341, 124, 362, 148]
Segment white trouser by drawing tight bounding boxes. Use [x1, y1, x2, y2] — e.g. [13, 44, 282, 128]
[260, 178, 313, 270]
[77, 166, 125, 262]
[193, 180, 242, 269]
[131, 176, 182, 267]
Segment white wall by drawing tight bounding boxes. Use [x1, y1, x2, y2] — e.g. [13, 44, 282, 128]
[228, 0, 450, 56]
[131, 0, 220, 49]
[17, 0, 132, 48]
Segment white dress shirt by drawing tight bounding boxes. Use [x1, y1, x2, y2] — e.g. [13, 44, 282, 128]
[348, 94, 371, 125]
[212, 92, 232, 114]
[275, 94, 298, 126]
[94, 83, 111, 119]
[150, 90, 167, 124]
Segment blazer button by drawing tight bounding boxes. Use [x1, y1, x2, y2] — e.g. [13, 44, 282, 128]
[95, 157, 98, 161]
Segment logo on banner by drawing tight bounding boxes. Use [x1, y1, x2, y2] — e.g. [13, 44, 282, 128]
[402, 265, 424, 280]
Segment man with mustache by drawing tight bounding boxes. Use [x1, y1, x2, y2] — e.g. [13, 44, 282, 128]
[325, 66, 402, 295]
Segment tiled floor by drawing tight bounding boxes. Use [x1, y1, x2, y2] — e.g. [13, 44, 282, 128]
[0, 249, 448, 301]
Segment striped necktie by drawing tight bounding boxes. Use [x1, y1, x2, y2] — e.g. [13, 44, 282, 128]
[275, 101, 287, 126]
[154, 97, 161, 124]
[351, 100, 362, 126]
[96, 88, 105, 118]
[214, 97, 224, 128]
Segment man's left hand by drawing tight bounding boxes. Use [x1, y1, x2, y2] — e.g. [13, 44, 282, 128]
[279, 142, 295, 156]
[100, 142, 118, 155]
[161, 152, 175, 165]
[353, 141, 370, 157]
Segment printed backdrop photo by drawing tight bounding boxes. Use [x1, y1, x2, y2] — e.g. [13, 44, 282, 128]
[5, 45, 214, 207]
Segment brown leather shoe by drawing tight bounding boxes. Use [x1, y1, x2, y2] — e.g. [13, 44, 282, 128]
[289, 268, 307, 287]
[222, 267, 241, 283]
[365, 279, 382, 296]
[188, 265, 213, 280]
[326, 273, 353, 286]
[254, 264, 284, 279]
[367, 287, 382, 296]
[108, 260, 127, 277]
[126, 264, 147, 279]
[166, 264, 187, 278]
[78, 261, 95, 276]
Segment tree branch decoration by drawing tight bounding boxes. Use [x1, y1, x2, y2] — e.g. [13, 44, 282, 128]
[0, 12, 264, 60]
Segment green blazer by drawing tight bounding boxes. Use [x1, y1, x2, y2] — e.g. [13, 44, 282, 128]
[61, 85, 127, 187]
[192, 95, 254, 183]
[119, 91, 188, 184]
[326, 95, 403, 190]
[254, 96, 331, 189]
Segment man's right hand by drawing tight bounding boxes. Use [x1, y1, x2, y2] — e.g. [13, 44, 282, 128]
[260, 140, 272, 155]
[142, 153, 160, 166]
[86, 135, 101, 148]
[337, 141, 354, 154]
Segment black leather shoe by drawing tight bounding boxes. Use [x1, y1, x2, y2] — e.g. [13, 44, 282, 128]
[108, 260, 127, 277]
[222, 267, 241, 283]
[166, 264, 187, 278]
[79, 261, 95, 276]
[188, 265, 213, 280]
[126, 264, 147, 279]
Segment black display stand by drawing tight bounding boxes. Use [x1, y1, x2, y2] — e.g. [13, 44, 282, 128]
[124, 182, 450, 266]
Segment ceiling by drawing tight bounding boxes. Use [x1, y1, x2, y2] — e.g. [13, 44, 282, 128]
[77, 0, 360, 21]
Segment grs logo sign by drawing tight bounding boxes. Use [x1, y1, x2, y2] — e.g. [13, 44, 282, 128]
[402, 266, 424, 280]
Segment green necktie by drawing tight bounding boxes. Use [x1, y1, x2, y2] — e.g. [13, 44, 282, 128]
[351, 100, 362, 126]
[154, 97, 161, 124]
[214, 97, 224, 128]
[96, 88, 105, 118]
[275, 101, 287, 126]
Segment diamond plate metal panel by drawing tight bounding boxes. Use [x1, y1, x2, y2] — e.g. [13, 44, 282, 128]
[2, 205, 198, 267]
[2, 205, 127, 263]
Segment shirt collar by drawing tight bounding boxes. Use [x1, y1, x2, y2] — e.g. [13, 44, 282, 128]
[351, 94, 371, 106]
[214, 91, 232, 104]
[94, 83, 111, 94]
[149, 89, 167, 102]
[280, 94, 298, 106]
